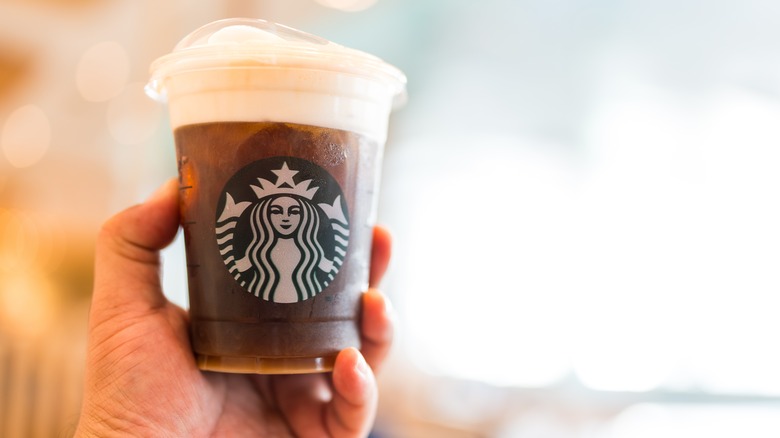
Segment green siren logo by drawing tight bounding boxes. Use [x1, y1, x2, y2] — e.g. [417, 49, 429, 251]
[215, 157, 349, 303]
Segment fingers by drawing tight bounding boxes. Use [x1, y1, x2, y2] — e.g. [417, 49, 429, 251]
[264, 374, 333, 437]
[272, 350, 379, 437]
[364, 226, 395, 373]
[360, 289, 394, 373]
[326, 348, 378, 438]
[92, 178, 180, 318]
[369, 226, 392, 288]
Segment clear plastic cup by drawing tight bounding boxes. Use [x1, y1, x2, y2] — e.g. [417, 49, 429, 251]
[147, 18, 406, 374]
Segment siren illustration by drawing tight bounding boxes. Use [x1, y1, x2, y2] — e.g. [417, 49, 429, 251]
[215, 157, 349, 303]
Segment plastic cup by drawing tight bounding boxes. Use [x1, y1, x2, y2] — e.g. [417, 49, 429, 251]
[147, 18, 405, 374]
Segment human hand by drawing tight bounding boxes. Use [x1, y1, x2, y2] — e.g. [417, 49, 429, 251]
[75, 179, 394, 437]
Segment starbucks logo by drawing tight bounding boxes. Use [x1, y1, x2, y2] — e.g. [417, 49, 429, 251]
[215, 157, 349, 303]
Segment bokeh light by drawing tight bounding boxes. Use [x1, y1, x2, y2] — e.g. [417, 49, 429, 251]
[106, 81, 163, 144]
[610, 404, 780, 438]
[75, 41, 129, 103]
[395, 136, 574, 388]
[0, 208, 60, 340]
[0, 104, 51, 168]
[0, 208, 40, 270]
[0, 270, 57, 339]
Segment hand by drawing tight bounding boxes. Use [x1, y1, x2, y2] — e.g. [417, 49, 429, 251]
[75, 179, 394, 437]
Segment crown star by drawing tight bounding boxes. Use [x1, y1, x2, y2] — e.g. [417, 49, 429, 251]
[251, 161, 319, 200]
[272, 162, 298, 188]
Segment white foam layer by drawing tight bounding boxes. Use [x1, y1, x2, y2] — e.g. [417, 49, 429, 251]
[150, 21, 404, 142]
[165, 67, 393, 142]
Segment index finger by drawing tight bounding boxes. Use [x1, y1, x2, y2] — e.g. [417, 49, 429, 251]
[92, 179, 180, 316]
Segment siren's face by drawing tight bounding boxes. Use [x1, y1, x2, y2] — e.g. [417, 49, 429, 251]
[269, 196, 302, 236]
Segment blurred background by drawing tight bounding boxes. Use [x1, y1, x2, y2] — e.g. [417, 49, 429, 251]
[2, 0, 780, 436]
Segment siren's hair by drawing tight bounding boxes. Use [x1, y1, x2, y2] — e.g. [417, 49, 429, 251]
[245, 195, 325, 301]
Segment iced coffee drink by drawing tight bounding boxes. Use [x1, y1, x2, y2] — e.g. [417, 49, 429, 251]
[147, 18, 406, 374]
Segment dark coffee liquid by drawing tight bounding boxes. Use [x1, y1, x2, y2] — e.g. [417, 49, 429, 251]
[174, 122, 379, 373]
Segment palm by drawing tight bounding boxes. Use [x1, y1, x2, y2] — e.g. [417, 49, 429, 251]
[120, 304, 345, 436]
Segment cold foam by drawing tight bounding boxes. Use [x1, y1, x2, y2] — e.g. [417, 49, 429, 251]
[148, 19, 406, 142]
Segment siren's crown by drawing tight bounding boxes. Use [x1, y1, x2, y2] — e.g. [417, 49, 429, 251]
[251, 162, 319, 200]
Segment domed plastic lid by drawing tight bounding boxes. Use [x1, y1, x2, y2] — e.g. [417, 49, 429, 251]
[147, 18, 407, 106]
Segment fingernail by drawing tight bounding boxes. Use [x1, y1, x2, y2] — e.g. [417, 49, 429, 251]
[354, 349, 370, 378]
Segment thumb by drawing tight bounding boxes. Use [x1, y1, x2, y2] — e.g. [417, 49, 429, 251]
[92, 179, 180, 320]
